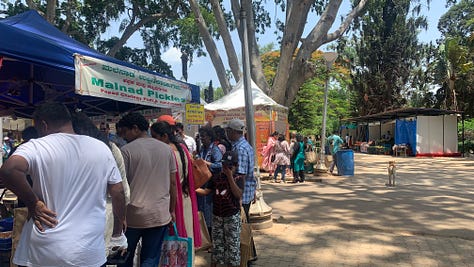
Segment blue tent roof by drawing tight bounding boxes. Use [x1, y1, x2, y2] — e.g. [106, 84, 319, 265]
[0, 10, 200, 117]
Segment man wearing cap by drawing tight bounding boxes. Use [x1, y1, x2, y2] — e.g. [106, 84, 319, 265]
[156, 114, 186, 145]
[225, 119, 255, 214]
[225, 119, 257, 263]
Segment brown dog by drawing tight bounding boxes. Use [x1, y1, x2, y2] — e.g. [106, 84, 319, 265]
[386, 161, 396, 186]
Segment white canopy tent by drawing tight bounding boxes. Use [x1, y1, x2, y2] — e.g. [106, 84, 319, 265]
[205, 79, 287, 111]
[205, 79, 288, 166]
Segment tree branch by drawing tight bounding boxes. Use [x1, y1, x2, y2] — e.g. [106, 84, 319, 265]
[243, 0, 270, 93]
[189, 0, 231, 93]
[107, 11, 166, 57]
[210, 0, 241, 82]
[325, 0, 368, 43]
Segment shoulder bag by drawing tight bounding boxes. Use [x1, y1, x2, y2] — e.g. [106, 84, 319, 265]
[192, 158, 212, 189]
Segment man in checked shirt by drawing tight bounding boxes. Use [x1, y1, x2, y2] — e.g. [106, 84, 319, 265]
[225, 118, 258, 263]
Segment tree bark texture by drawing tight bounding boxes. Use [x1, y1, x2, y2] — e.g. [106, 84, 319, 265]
[189, 0, 232, 93]
[210, 0, 242, 82]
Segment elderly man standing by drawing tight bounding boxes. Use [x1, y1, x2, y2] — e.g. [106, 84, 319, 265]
[225, 118, 257, 262]
[118, 112, 177, 267]
[0, 102, 127, 267]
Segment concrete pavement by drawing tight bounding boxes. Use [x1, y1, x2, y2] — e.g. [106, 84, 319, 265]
[196, 153, 474, 266]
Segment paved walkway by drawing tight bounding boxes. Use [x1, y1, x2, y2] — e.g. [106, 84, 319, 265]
[196, 153, 474, 266]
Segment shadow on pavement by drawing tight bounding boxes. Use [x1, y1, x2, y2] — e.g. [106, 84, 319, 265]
[196, 153, 474, 266]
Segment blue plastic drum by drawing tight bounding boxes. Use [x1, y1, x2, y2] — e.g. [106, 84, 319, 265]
[336, 149, 354, 176]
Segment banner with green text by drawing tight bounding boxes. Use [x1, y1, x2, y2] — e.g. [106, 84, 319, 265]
[74, 54, 192, 109]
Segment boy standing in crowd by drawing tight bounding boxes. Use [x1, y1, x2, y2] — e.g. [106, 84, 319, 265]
[196, 151, 244, 267]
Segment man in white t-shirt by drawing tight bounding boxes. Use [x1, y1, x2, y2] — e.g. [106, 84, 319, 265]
[0, 102, 126, 267]
[176, 122, 197, 154]
[118, 112, 177, 267]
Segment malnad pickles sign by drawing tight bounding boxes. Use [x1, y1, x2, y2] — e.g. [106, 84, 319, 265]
[74, 54, 191, 109]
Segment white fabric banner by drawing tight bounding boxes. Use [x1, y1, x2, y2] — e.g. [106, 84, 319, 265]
[74, 54, 192, 109]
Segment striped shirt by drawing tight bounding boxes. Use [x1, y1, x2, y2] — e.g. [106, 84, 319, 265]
[232, 136, 256, 204]
[210, 173, 244, 217]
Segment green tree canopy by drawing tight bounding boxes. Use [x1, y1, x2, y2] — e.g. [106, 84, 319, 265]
[261, 50, 351, 135]
[341, 0, 428, 116]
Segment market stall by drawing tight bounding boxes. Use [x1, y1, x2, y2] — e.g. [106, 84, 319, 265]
[205, 79, 288, 166]
[343, 108, 462, 157]
[0, 10, 200, 118]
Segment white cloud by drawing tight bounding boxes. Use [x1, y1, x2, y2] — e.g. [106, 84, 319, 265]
[162, 47, 182, 64]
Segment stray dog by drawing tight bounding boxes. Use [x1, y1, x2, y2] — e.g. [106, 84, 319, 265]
[386, 161, 396, 186]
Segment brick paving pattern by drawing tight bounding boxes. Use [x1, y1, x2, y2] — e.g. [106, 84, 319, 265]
[196, 153, 474, 267]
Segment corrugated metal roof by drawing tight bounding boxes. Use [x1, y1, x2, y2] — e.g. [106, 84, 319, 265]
[343, 108, 462, 123]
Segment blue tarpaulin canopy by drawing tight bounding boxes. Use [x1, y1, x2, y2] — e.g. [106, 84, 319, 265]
[0, 10, 200, 118]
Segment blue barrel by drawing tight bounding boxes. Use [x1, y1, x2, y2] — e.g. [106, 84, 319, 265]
[336, 149, 354, 176]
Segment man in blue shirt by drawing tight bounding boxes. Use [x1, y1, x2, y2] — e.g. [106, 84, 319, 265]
[225, 119, 255, 216]
[225, 118, 257, 263]
[327, 131, 344, 175]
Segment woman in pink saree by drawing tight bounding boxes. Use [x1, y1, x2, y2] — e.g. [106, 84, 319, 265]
[261, 131, 279, 177]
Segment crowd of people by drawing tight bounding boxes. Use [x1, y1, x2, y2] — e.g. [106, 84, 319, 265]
[0, 101, 358, 267]
[0, 102, 258, 267]
[261, 131, 348, 180]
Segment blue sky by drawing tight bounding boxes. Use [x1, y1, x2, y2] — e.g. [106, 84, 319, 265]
[142, 1, 448, 88]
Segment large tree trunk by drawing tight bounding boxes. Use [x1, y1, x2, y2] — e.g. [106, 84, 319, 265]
[244, 0, 269, 93]
[46, 0, 56, 23]
[61, 0, 75, 34]
[189, 0, 232, 93]
[231, 0, 269, 92]
[275, 0, 368, 106]
[271, 0, 312, 104]
[210, 0, 242, 82]
[203, 0, 367, 106]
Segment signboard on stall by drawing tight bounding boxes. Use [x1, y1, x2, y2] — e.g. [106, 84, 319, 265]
[185, 104, 205, 125]
[204, 106, 289, 167]
[74, 55, 192, 109]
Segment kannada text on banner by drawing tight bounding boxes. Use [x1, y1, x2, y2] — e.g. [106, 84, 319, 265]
[185, 104, 205, 125]
[74, 54, 192, 109]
